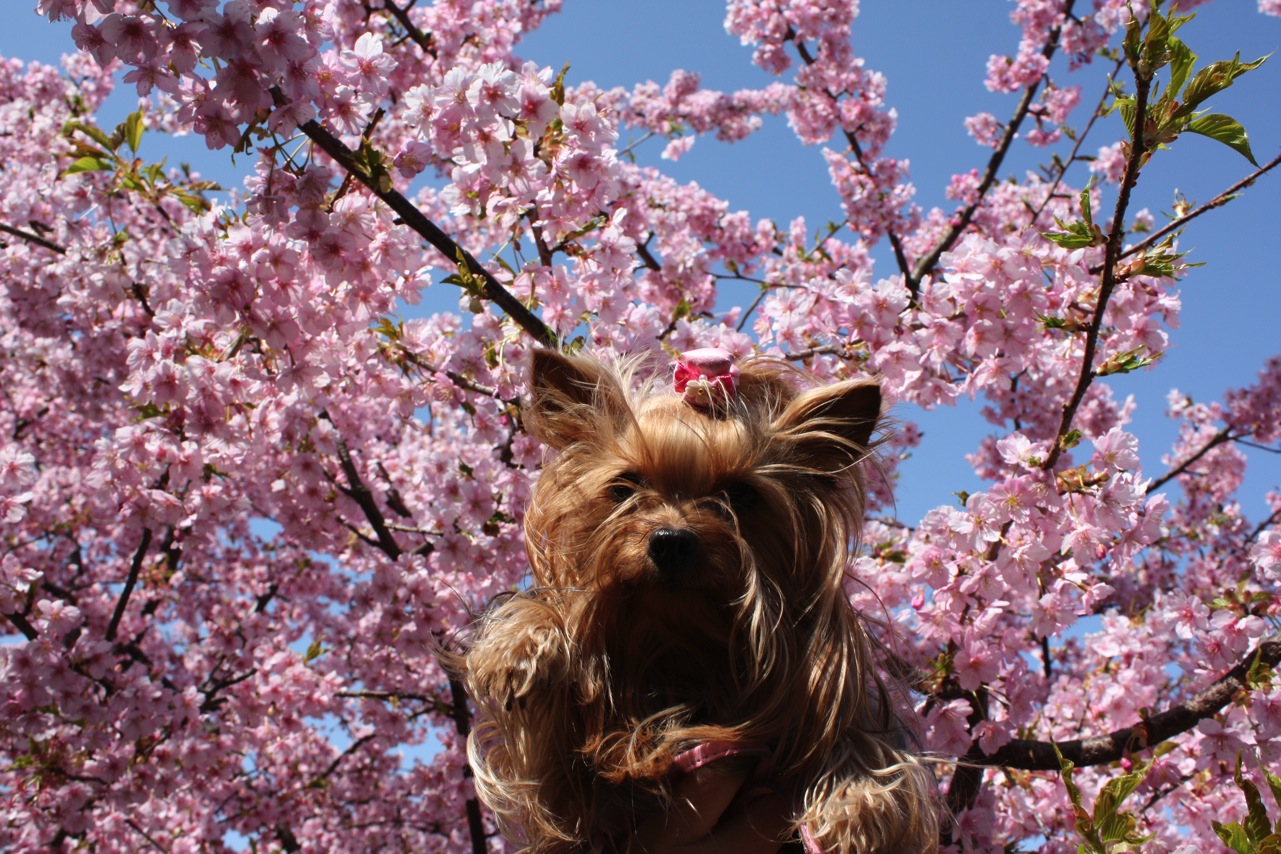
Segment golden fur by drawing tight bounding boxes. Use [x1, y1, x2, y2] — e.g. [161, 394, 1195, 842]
[462, 349, 937, 852]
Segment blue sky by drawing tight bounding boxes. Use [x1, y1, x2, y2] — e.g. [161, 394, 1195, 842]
[4, 2, 1279, 523]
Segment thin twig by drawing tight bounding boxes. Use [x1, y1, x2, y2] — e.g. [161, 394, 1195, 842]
[1145, 427, 1232, 494]
[789, 37, 913, 282]
[1028, 59, 1125, 225]
[908, 0, 1078, 297]
[1106, 149, 1281, 270]
[0, 222, 66, 254]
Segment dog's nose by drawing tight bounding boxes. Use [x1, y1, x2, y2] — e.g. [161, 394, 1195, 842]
[647, 528, 700, 574]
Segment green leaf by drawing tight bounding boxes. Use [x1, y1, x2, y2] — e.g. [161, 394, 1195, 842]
[1078, 183, 1095, 229]
[1237, 755, 1274, 844]
[1096, 810, 1137, 843]
[124, 111, 144, 153]
[1186, 113, 1258, 166]
[1109, 96, 1138, 135]
[172, 190, 211, 215]
[1215, 820, 1255, 854]
[63, 119, 115, 150]
[1094, 766, 1148, 821]
[1180, 53, 1269, 115]
[1259, 761, 1281, 827]
[61, 156, 115, 176]
[1136, 233, 1203, 279]
[304, 639, 327, 663]
[1039, 314, 1068, 330]
[1042, 216, 1105, 250]
[1122, 13, 1142, 67]
[1097, 346, 1156, 376]
[1167, 37, 1197, 99]
[1141, 9, 1174, 75]
[550, 62, 570, 106]
[1246, 652, 1275, 689]
[352, 139, 392, 194]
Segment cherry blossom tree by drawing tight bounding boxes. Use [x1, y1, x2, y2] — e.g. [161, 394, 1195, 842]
[2, 0, 1280, 851]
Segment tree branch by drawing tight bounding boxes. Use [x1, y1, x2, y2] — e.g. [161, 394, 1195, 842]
[448, 675, 488, 854]
[106, 527, 153, 643]
[1028, 59, 1124, 226]
[943, 686, 989, 834]
[973, 636, 1281, 770]
[789, 37, 913, 282]
[329, 429, 403, 561]
[380, 0, 436, 57]
[1145, 427, 1232, 495]
[1042, 54, 1153, 471]
[907, 0, 1078, 297]
[0, 222, 66, 255]
[1108, 149, 1281, 270]
[279, 98, 558, 349]
[2, 609, 39, 641]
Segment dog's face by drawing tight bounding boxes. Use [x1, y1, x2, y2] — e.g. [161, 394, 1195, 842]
[548, 395, 758, 597]
[521, 350, 882, 624]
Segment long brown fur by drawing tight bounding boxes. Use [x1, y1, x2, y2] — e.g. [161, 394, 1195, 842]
[463, 349, 938, 852]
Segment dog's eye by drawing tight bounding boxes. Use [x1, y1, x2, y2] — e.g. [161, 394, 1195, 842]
[718, 481, 758, 513]
[608, 472, 644, 503]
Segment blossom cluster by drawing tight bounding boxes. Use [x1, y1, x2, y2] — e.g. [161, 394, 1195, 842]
[1, 1, 1278, 852]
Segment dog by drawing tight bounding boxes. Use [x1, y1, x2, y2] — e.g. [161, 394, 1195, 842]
[462, 347, 937, 852]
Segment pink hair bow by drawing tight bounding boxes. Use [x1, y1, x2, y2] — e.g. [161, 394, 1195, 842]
[673, 348, 740, 409]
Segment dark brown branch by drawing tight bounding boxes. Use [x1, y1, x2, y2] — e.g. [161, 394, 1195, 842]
[1107, 148, 1281, 270]
[330, 431, 403, 561]
[1043, 54, 1153, 471]
[908, 0, 1078, 297]
[529, 216, 555, 267]
[1245, 506, 1281, 546]
[311, 731, 378, 787]
[280, 98, 557, 349]
[276, 825, 301, 852]
[0, 222, 67, 254]
[125, 819, 169, 852]
[789, 38, 913, 282]
[106, 527, 153, 643]
[381, 0, 436, 57]
[2, 609, 39, 641]
[376, 462, 414, 519]
[1029, 59, 1125, 226]
[635, 237, 662, 272]
[973, 636, 1281, 770]
[448, 675, 488, 854]
[943, 687, 990, 832]
[1145, 427, 1232, 494]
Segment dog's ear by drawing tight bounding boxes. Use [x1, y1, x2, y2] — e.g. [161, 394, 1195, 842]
[524, 349, 628, 449]
[771, 379, 881, 475]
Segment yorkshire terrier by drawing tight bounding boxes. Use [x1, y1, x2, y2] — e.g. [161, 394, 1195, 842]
[462, 347, 937, 852]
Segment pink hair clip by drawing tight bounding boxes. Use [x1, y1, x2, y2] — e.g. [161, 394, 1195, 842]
[673, 347, 740, 409]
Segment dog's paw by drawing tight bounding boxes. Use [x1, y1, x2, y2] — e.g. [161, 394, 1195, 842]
[467, 618, 569, 709]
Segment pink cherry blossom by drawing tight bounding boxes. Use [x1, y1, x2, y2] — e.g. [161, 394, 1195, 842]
[0, 1, 1277, 851]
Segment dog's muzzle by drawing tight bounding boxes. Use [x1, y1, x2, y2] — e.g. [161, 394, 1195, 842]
[647, 527, 700, 574]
